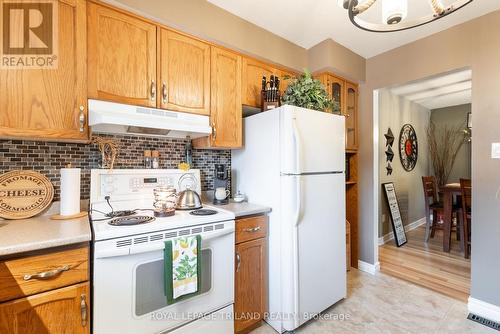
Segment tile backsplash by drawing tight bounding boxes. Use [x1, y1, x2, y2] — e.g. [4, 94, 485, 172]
[0, 135, 231, 201]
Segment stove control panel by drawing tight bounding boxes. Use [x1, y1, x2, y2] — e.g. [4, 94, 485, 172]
[91, 169, 201, 201]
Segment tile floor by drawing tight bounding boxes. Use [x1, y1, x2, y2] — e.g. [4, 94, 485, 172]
[251, 269, 495, 334]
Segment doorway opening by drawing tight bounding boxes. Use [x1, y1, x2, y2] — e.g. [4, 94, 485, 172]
[374, 68, 472, 301]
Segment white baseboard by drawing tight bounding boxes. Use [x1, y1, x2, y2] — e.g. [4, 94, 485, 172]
[378, 217, 427, 246]
[468, 297, 500, 323]
[357, 260, 380, 275]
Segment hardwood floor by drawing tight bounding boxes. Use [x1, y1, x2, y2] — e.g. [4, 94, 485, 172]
[379, 224, 470, 302]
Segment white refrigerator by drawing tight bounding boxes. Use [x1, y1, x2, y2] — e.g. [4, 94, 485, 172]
[232, 105, 347, 333]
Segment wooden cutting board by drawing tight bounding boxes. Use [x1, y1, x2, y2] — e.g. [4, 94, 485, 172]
[0, 170, 54, 220]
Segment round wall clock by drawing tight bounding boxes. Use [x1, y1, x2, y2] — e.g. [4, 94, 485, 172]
[399, 124, 418, 172]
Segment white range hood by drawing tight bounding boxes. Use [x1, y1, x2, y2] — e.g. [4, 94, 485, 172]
[88, 99, 212, 139]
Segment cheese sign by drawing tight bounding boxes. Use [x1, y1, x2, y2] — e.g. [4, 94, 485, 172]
[0, 170, 54, 220]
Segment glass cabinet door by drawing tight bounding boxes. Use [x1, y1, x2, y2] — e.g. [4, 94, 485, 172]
[328, 75, 345, 115]
[345, 82, 358, 150]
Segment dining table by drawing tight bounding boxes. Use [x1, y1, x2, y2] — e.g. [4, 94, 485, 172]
[440, 183, 461, 252]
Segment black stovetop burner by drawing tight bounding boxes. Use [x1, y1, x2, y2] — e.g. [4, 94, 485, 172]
[189, 209, 218, 216]
[108, 215, 155, 226]
[106, 210, 137, 218]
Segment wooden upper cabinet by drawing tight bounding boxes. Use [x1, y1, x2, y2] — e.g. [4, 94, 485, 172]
[193, 46, 242, 149]
[159, 30, 210, 115]
[0, 283, 89, 334]
[87, 3, 157, 107]
[278, 69, 296, 97]
[0, 0, 87, 141]
[242, 57, 276, 108]
[345, 81, 358, 150]
[328, 75, 346, 115]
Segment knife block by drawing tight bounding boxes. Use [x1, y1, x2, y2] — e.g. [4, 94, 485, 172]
[261, 90, 281, 112]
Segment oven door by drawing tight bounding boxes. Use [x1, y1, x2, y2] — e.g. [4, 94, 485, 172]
[93, 222, 235, 334]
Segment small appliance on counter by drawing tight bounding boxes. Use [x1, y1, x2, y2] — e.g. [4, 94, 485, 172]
[213, 164, 230, 205]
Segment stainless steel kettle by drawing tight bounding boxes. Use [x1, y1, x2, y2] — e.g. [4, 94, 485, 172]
[176, 174, 203, 210]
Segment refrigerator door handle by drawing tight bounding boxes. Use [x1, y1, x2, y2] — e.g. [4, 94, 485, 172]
[294, 175, 302, 227]
[292, 117, 302, 174]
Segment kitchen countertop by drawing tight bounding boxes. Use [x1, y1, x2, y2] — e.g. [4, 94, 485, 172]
[209, 200, 271, 218]
[0, 202, 92, 257]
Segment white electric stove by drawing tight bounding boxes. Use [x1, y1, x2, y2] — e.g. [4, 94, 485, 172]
[89, 169, 235, 334]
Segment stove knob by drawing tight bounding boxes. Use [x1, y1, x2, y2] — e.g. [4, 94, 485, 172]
[104, 185, 114, 194]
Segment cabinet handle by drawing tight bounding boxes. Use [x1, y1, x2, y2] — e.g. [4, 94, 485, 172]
[212, 122, 217, 141]
[80, 294, 87, 327]
[23, 265, 70, 281]
[236, 252, 241, 273]
[150, 80, 156, 101]
[78, 106, 85, 132]
[162, 81, 167, 104]
[243, 226, 261, 233]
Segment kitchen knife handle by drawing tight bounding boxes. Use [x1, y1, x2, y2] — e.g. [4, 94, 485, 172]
[162, 81, 167, 104]
[150, 80, 156, 101]
[236, 252, 241, 273]
[78, 106, 85, 132]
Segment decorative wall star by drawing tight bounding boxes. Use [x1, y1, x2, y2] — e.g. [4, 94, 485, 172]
[386, 163, 393, 176]
[385, 128, 394, 147]
[385, 145, 394, 162]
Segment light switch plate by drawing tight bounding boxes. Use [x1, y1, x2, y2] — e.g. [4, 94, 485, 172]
[492, 143, 500, 159]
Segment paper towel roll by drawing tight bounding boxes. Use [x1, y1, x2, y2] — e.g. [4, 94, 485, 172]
[60, 168, 81, 216]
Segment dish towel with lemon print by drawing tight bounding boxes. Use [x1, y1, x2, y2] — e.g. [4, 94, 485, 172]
[164, 235, 201, 304]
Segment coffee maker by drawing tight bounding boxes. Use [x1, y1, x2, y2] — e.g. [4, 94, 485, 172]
[213, 164, 229, 205]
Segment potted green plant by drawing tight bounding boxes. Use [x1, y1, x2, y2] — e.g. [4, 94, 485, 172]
[282, 69, 339, 113]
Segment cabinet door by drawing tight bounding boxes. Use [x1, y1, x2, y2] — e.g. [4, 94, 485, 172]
[88, 4, 157, 107]
[159, 30, 210, 115]
[242, 57, 276, 108]
[234, 238, 267, 334]
[208, 46, 242, 148]
[345, 82, 358, 150]
[0, 283, 90, 334]
[278, 69, 296, 98]
[327, 75, 345, 115]
[0, 0, 87, 141]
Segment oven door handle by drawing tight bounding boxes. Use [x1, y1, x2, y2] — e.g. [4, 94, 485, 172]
[96, 226, 235, 258]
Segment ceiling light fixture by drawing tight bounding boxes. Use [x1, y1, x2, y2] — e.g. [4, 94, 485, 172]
[338, 0, 473, 33]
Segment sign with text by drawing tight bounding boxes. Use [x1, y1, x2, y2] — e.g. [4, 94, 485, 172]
[1, 0, 58, 69]
[382, 182, 407, 247]
[0, 170, 54, 219]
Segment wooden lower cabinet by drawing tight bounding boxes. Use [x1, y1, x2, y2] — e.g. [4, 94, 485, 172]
[234, 216, 267, 334]
[0, 282, 89, 334]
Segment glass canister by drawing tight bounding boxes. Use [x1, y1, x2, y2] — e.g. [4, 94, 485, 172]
[153, 186, 177, 217]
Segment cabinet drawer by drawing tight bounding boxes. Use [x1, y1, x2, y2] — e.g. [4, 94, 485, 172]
[236, 215, 268, 244]
[0, 246, 89, 302]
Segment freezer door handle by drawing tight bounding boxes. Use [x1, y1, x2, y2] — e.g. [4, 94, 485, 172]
[292, 117, 302, 174]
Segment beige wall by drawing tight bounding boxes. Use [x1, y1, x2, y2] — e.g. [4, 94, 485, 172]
[378, 89, 430, 238]
[108, 0, 308, 71]
[359, 11, 500, 306]
[308, 39, 366, 83]
[430, 104, 471, 183]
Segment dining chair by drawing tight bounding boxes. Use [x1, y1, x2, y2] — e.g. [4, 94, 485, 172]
[460, 178, 472, 259]
[421, 176, 462, 244]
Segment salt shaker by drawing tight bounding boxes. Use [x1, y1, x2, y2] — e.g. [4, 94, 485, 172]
[144, 150, 152, 169]
[152, 150, 160, 169]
